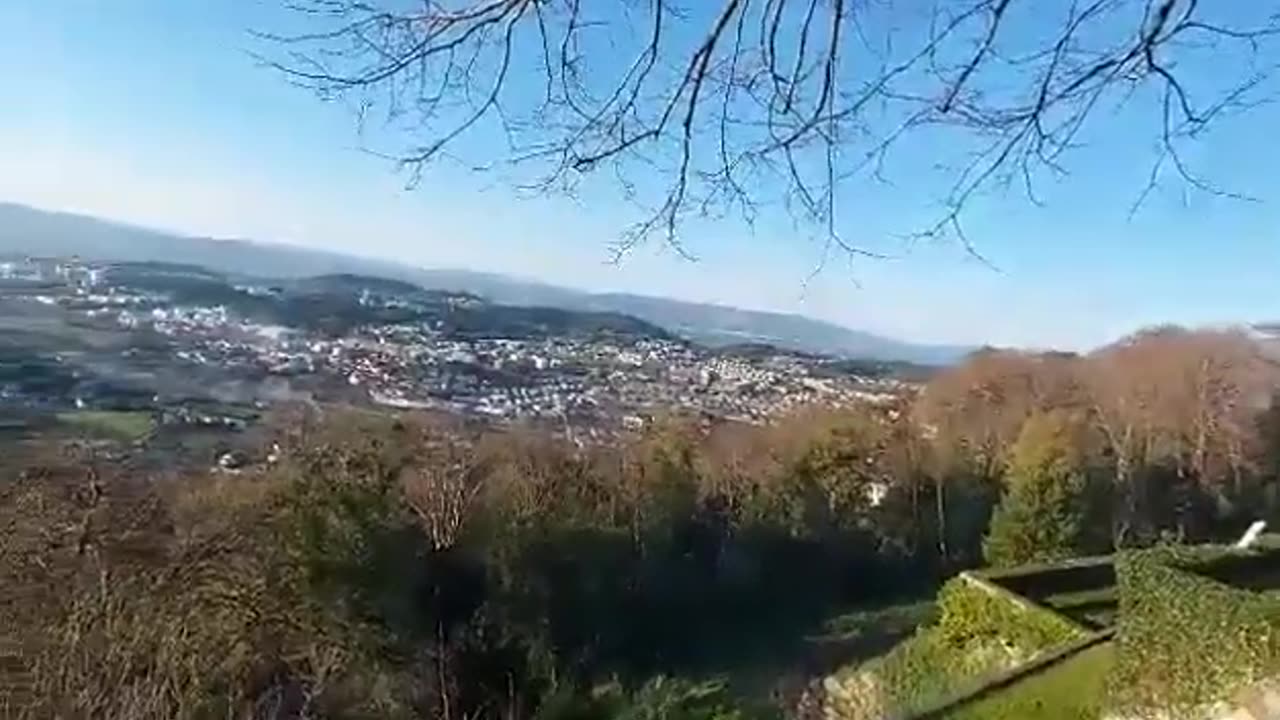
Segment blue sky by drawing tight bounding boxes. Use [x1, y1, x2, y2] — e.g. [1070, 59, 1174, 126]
[2, 0, 1279, 350]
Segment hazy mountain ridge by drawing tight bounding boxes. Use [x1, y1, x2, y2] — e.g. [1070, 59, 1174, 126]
[0, 202, 971, 364]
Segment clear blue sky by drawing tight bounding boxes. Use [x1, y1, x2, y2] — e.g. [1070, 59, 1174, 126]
[3, 0, 1279, 350]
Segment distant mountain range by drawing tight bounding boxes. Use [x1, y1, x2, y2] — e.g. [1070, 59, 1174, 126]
[0, 202, 972, 364]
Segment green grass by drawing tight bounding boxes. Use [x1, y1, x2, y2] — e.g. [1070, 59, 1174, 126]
[825, 576, 1095, 718]
[57, 410, 155, 441]
[824, 609, 993, 717]
[1041, 587, 1118, 630]
[854, 626, 965, 714]
[941, 642, 1113, 720]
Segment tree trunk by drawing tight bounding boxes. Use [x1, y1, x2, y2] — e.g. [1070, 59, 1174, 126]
[934, 473, 949, 562]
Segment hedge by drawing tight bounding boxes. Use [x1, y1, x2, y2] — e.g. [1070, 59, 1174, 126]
[825, 574, 1086, 719]
[1109, 547, 1280, 717]
[933, 576, 1084, 652]
[975, 555, 1115, 605]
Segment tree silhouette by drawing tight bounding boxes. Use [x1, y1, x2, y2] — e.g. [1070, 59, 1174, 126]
[262, 0, 1280, 259]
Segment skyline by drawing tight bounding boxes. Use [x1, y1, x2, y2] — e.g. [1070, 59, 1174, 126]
[3, 1, 1280, 350]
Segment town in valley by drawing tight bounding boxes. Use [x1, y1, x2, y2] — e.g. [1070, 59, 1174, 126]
[0, 255, 917, 462]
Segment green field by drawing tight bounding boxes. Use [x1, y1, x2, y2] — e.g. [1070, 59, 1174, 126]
[942, 642, 1113, 720]
[57, 410, 155, 441]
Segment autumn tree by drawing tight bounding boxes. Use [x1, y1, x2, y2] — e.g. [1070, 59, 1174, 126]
[399, 419, 489, 550]
[918, 349, 1082, 479]
[1084, 329, 1171, 545]
[1161, 330, 1271, 490]
[912, 349, 1082, 562]
[1086, 327, 1276, 542]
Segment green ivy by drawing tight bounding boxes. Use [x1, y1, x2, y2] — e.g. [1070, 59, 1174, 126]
[836, 575, 1086, 717]
[934, 577, 1084, 653]
[1109, 547, 1280, 717]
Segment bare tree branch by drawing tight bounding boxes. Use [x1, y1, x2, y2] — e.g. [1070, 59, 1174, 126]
[260, 0, 1280, 261]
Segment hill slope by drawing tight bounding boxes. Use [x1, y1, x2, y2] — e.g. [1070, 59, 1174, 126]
[0, 202, 971, 363]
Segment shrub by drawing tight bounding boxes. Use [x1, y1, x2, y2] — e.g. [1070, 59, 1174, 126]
[825, 575, 1085, 718]
[933, 577, 1084, 654]
[1109, 547, 1280, 717]
[22, 481, 420, 720]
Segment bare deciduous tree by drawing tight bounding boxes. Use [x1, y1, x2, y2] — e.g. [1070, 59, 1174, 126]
[262, 0, 1280, 259]
[1085, 332, 1165, 543]
[917, 348, 1081, 478]
[401, 432, 488, 550]
[1083, 327, 1274, 541]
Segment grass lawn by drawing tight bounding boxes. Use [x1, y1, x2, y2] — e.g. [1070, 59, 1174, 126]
[942, 642, 1113, 720]
[57, 410, 155, 441]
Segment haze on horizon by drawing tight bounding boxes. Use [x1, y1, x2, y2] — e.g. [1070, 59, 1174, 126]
[4, 1, 1280, 351]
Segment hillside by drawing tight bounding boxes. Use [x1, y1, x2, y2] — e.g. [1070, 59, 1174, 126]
[102, 262, 672, 342]
[0, 203, 970, 364]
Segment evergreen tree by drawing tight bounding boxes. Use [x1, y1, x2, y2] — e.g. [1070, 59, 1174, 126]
[984, 412, 1090, 567]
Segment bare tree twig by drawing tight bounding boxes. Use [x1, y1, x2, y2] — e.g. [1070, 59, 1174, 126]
[261, 0, 1280, 264]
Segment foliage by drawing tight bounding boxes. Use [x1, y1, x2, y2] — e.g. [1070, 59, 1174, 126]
[8, 406, 952, 719]
[942, 642, 1112, 720]
[984, 412, 1093, 567]
[536, 677, 772, 720]
[11, 320, 1280, 720]
[14, 473, 418, 719]
[933, 578, 1084, 653]
[1109, 547, 1280, 717]
[829, 576, 1085, 718]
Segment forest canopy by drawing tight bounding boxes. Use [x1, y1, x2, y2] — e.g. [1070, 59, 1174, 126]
[5, 325, 1280, 718]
